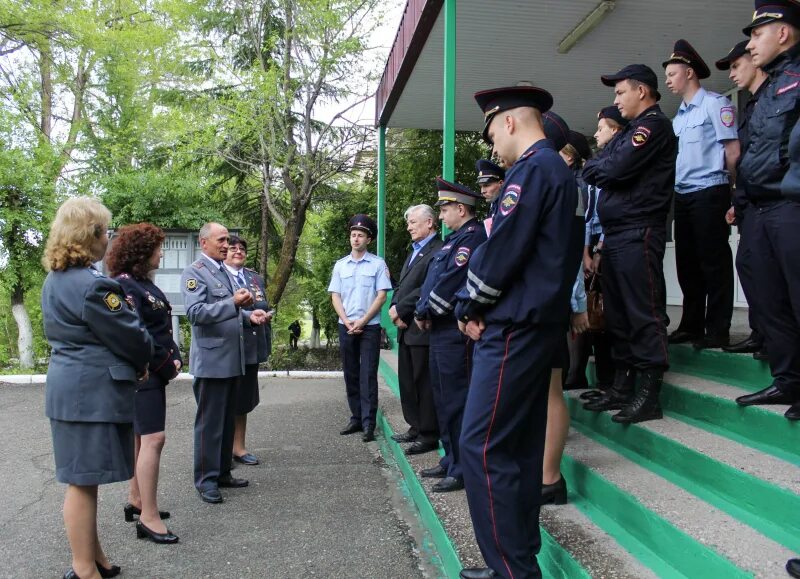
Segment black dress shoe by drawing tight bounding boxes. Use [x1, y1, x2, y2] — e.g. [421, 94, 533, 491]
[722, 336, 762, 354]
[541, 475, 568, 505]
[787, 558, 800, 578]
[405, 440, 438, 455]
[420, 464, 447, 478]
[199, 488, 223, 503]
[736, 385, 797, 406]
[63, 569, 80, 579]
[233, 453, 259, 465]
[753, 349, 770, 361]
[786, 402, 800, 421]
[692, 333, 729, 350]
[218, 475, 249, 488]
[432, 476, 465, 493]
[579, 389, 603, 401]
[459, 568, 497, 579]
[124, 503, 170, 522]
[668, 330, 702, 344]
[96, 562, 121, 578]
[362, 429, 376, 442]
[339, 421, 363, 435]
[391, 431, 417, 443]
[136, 520, 179, 544]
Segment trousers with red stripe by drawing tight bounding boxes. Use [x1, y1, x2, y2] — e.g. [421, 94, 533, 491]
[460, 322, 563, 579]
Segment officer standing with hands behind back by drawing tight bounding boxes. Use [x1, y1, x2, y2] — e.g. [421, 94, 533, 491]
[454, 85, 582, 579]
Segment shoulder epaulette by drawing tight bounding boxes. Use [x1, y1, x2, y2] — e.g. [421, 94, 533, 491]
[193, 260, 205, 269]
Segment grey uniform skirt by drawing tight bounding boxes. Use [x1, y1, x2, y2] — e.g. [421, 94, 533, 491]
[235, 364, 260, 415]
[50, 419, 134, 485]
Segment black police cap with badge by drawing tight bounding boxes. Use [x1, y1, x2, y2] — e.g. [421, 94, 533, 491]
[601, 64, 662, 101]
[476, 159, 505, 184]
[598, 105, 630, 128]
[474, 85, 554, 144]
[743, 0, 800, 34]
[662, 39, 711, 79]
[715, 40, 750, 71]
[348, 214, 377, 238]
[434, 176, 483, 207]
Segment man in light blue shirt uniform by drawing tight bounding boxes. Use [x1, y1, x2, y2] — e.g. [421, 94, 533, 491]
[329, 214, 392, 442]
[664, 39, 741, 350]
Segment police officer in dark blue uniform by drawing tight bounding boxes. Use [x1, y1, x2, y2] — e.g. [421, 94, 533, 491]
[716, 40, 770, 357]
[735, 0, 800, 429]
[581, 65, 677, 424]
[476, 159, 504, 236]
[453, 86, 582, 579]
[414, 177, 486, 494]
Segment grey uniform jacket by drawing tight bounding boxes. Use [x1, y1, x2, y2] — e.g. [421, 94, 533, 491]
[181, 257, 247, 378]
[42, 266, 154, 423]
[240, 268, 272, 365]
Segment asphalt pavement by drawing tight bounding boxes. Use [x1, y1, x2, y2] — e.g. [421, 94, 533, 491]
[0, 378, 432, 579]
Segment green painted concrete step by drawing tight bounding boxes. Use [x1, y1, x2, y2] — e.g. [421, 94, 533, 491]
[567, 393, 800, 553]
[669, 345, 772, 392]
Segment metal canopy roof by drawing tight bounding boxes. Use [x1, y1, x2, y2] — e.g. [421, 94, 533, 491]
[376, 0, 753, 135]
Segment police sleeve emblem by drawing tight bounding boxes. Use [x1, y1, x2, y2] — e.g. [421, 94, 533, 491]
[186, 278, 198, 292]
[104, 292, 122, 312]
[454, 246, 471, 267]
[499, 184, 522, 216]
[631, 126, 651, 147]
[720, 106, 735, 128]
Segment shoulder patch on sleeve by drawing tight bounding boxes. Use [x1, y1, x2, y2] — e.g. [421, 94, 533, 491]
[454, 246, 471, 267]
[720, 106, 735, 127]
[632, 126, 652, 147]
[499, 184, 522, 216]
[186, 278, 198, 292]
[104, 292, 122, 312]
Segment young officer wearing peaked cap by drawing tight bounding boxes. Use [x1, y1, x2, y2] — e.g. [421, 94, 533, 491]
[735, 0, 800, 437]
[476, 159, 505, 236]
[452, 86, 583, 579]
[329, 214, 392, 443]
[581, 64, 678, 424]
[663, 39, 740, 351]
[715, 40, 770, 359]
[413, 177, 487, 494]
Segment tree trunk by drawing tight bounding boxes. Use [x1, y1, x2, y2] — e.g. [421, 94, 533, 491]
[11, 283, 34, 369]
[259, 161, 270, 278]
[267, 197, 309, 305]
[310, 307, 321, 349]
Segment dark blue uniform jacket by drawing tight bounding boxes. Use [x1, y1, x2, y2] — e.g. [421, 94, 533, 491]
[582, 105, 677, 232]
[454, 139, 583, 326]
[739, 42, 800, 201]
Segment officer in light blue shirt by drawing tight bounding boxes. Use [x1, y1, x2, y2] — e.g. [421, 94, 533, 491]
[664, 39, 740, 351]
[329, 214, 392, 442]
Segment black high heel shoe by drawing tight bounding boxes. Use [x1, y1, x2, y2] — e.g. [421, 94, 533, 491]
[541, 475, 568, 505]
[124, 503, 170, 522]
[96, 561, 121, 578]
[136, 520, 179, 544]
[63, 570, 80, 579]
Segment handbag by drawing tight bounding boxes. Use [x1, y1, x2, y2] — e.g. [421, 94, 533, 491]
[586, 274, 605, 332]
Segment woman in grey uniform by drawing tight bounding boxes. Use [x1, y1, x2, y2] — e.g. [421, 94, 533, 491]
[107, 223, 182, 544]
[42, 198, 153, 579]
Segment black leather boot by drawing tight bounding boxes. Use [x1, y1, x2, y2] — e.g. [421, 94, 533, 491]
[583, 368, 636, 412]
[613, 370, 663, 424]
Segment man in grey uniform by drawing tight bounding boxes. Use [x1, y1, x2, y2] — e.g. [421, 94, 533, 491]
[181, 222, 269, 503]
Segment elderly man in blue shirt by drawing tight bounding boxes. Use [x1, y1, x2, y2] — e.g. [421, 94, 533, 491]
[664, 39, 741, 351]
[329, 214, 393, 442]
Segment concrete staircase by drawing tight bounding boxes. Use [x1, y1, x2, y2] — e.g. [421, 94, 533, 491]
[376, 344, 800, 578]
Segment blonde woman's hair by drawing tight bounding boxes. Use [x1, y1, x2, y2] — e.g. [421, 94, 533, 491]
[43, 197, 112, 271]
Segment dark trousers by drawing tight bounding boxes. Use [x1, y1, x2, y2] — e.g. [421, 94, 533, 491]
[397, 338, 438, 441]
[567, 236, 614, 388]
[601, 227, 670, 372]
[751, 201, 800, 398]
[338, 324, 381, 429]
[674, 186, 734, 336]
[429, 324, 472, 481]
[460, 323, 562, 579]
[193, 376, 238, 491]
[735, 207, 764, 344]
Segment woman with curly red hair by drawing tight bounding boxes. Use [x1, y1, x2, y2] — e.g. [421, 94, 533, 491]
[106, 223, 182, 544]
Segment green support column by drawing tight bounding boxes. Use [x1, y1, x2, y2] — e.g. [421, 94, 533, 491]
[441, 0, 456, 236]
[377, 125, 387, 258]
